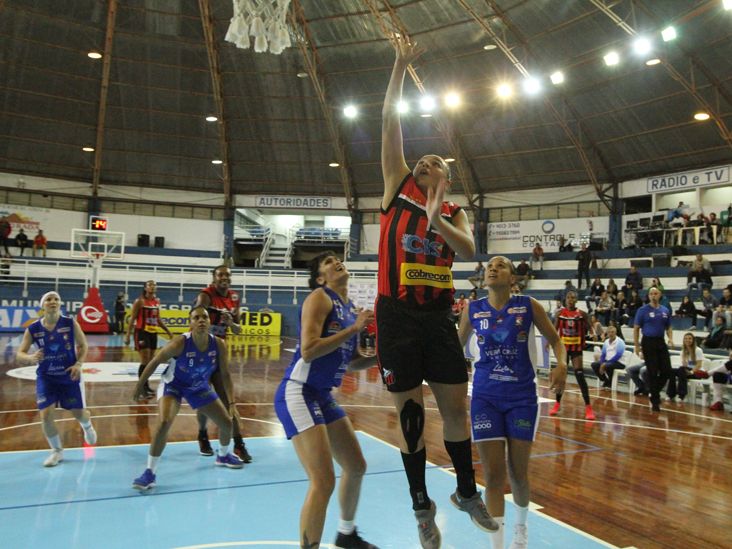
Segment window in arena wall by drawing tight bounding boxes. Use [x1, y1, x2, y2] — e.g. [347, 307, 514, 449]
[175, 205, 193, 219]
[134, 202, 155, 216]
[154, 203, 174, 217]
[538, 205, 559, 219]
[193, 207, 211, 220]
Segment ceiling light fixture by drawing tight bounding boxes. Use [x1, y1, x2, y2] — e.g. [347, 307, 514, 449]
[82, 146, 95, 152]
[603, 51, 620, 66]
[343, 105, 358, 118]
[211, 159, 223, 164]
[633, 37, 652, 56]
[444, 158, 455, 163]
[523, 77, 541, 95]
[496, 83, 513, 99]
[483, 44, 497, 50]
[420, 113, 433, 118]
[661, 26, 677, 42]
[87, 51, 102, 59]
[329, 162, 339, 167]
[205, 115, 218, 122]
[296, 71, 308, 78]
[444, 92, 461, 109]
[694, 112, 710, 121]
[646, 58, 661, 66]
[397, 100, 409, 114]
[550, 71, 565, 85]
[724, 0, 732, 10]
[419, 96, 436, 112]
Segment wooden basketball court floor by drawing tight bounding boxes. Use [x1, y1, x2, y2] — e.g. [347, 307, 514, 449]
[1, 333, 730, 549]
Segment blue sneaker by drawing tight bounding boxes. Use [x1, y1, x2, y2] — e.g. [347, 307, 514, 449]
[132, 468, 156, 491]
[215, 452, 244, 469]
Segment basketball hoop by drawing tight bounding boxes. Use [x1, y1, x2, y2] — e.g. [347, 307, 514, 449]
[225, 0, 292, 54]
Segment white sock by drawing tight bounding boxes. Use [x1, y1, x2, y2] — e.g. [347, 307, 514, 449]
[712, 383, 723, 403]
[147, 455, 160, 473]
[515, 504, 529, 526]
[337, 519, 355, 535]
[47, 434, 62, 451]
[490, 517, 504, 549]
[218, 442, 232, 457]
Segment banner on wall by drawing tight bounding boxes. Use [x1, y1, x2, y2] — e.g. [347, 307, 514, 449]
[646, 166, 729, 194]
[151, 310, 282, 337]
[486, 217, 609, 253]
[254, 196, 332, 209]
[0, 205, 43, 233]
[349, 282, 378, 310]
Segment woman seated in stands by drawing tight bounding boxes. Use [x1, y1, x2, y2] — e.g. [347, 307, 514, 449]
[585, 278, 604, 313]
[626, 289, 643, 324]
[612, 291, 628, 325]
[649, 277, 664, 294]
[605, 278, 619, 298]
[675, 296, 698, 328]
[666, 332, 707, 402]
[708, 349, 732, 412]
[588, 314, 606, 343]
[594, 291, 614, 326]
[702, 316, 727, 349]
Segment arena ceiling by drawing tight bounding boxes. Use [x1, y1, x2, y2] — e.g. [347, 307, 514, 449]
[1, 0, 731, 209]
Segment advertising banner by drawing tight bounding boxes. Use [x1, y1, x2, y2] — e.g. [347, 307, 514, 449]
[486, 217, 609, 253]
[152, 310, 282, 337]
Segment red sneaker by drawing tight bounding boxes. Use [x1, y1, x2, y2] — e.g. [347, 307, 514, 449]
[549, 402, 561, 416]
[709, 401, 724, 411]
[585, 405, 596, 421]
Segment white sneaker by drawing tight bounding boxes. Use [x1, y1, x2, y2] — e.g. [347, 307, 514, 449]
[509, 524, 528, 549]
[43, 449, 64, 467]
[83, 424, 97, 445]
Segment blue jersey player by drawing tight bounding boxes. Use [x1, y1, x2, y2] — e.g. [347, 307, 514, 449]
[459, 256, 567, 549]
[16, 291, 97, 467]
[274, 251, 379, 549]
[131, 306, 243, 491]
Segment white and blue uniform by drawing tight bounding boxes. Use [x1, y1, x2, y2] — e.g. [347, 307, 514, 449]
[28, 316, 85, 410]
[468, 295, 539, 442]
[274, 286, 358, 439]
[159, 332, 219, 409]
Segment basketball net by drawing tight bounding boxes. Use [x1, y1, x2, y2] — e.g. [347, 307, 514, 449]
[225, 0, 292, 54]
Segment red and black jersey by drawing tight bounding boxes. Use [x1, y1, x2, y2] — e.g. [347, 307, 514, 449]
[201, 285, 240, 339]
[135, 297, 161, 332]
[556, 307, 587, 352]
[378, 173, 462, 309]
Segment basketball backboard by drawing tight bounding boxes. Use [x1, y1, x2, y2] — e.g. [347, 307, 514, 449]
[70, 228, 125, 262]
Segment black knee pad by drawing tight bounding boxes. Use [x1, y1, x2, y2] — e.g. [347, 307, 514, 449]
[400, 399, 424, 454]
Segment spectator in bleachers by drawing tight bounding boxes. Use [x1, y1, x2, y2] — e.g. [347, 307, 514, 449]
[556, 280, 576, 307]
[33, 229, 47, 257]
[595, 291, 613, 326]
[15, 228, 28, 256]
[468, 289, 478, 301]
[649, 277, 664, 293]
[666, 201, 688, 223]
[627, 360, 648, 396]
[558, 235, 572, 252]
[575, 244, 592, 290]
[674, 296, 698, 328]
[714, 287, 732, 328]
[452, 293, 468, 323]
[468, 261, 485, 289]
[626, 289, 643, 323]
[705, 212, 720, 244]
[530, 243, 544, 271]
[702, 316, 727, 349]
[605, 278, 619, 298]
[0, 217, 10, 255]
[686, 253, 712, 292]
[666, 332, 707, 402]
[699, 287, 719, 329]
[585, 278, 604, 312]
[588, 314, 605, 343]
[708, 350, 732, 411]
[514, 259, 531, 290]
[624, 265, 643, 293]
[591, 325, 626, 389]
[611, 291, 627, 325]
[510, 283, 522, 296]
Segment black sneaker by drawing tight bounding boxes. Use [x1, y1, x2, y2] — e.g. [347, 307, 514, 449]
[334, 528, 379, 549]
[234, 443, 252, 464]
[198, 432, 214, 456]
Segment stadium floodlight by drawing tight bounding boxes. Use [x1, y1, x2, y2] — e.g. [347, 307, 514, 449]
[329, 162, 340, 167]
[419, 95, 436, 112]
[343, 105, 358, 118]
[694, 112, 710, 121]
[205, 115, 218, 122]
[397, 100, 409, 114]
[604, 51, 620, 66]
[661, 26, 677, 42]
[444, 92, 462, 109]
[646, 58, 661, 66]
[725, 0, 732, 10]
[550, 71, 565, 85]
[523, 77, 541, 95]
[211, 159, 223, 165]
[633, 37, 652, 56]
[87, 51, 102, 59]
[496, 83, 513, 99]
